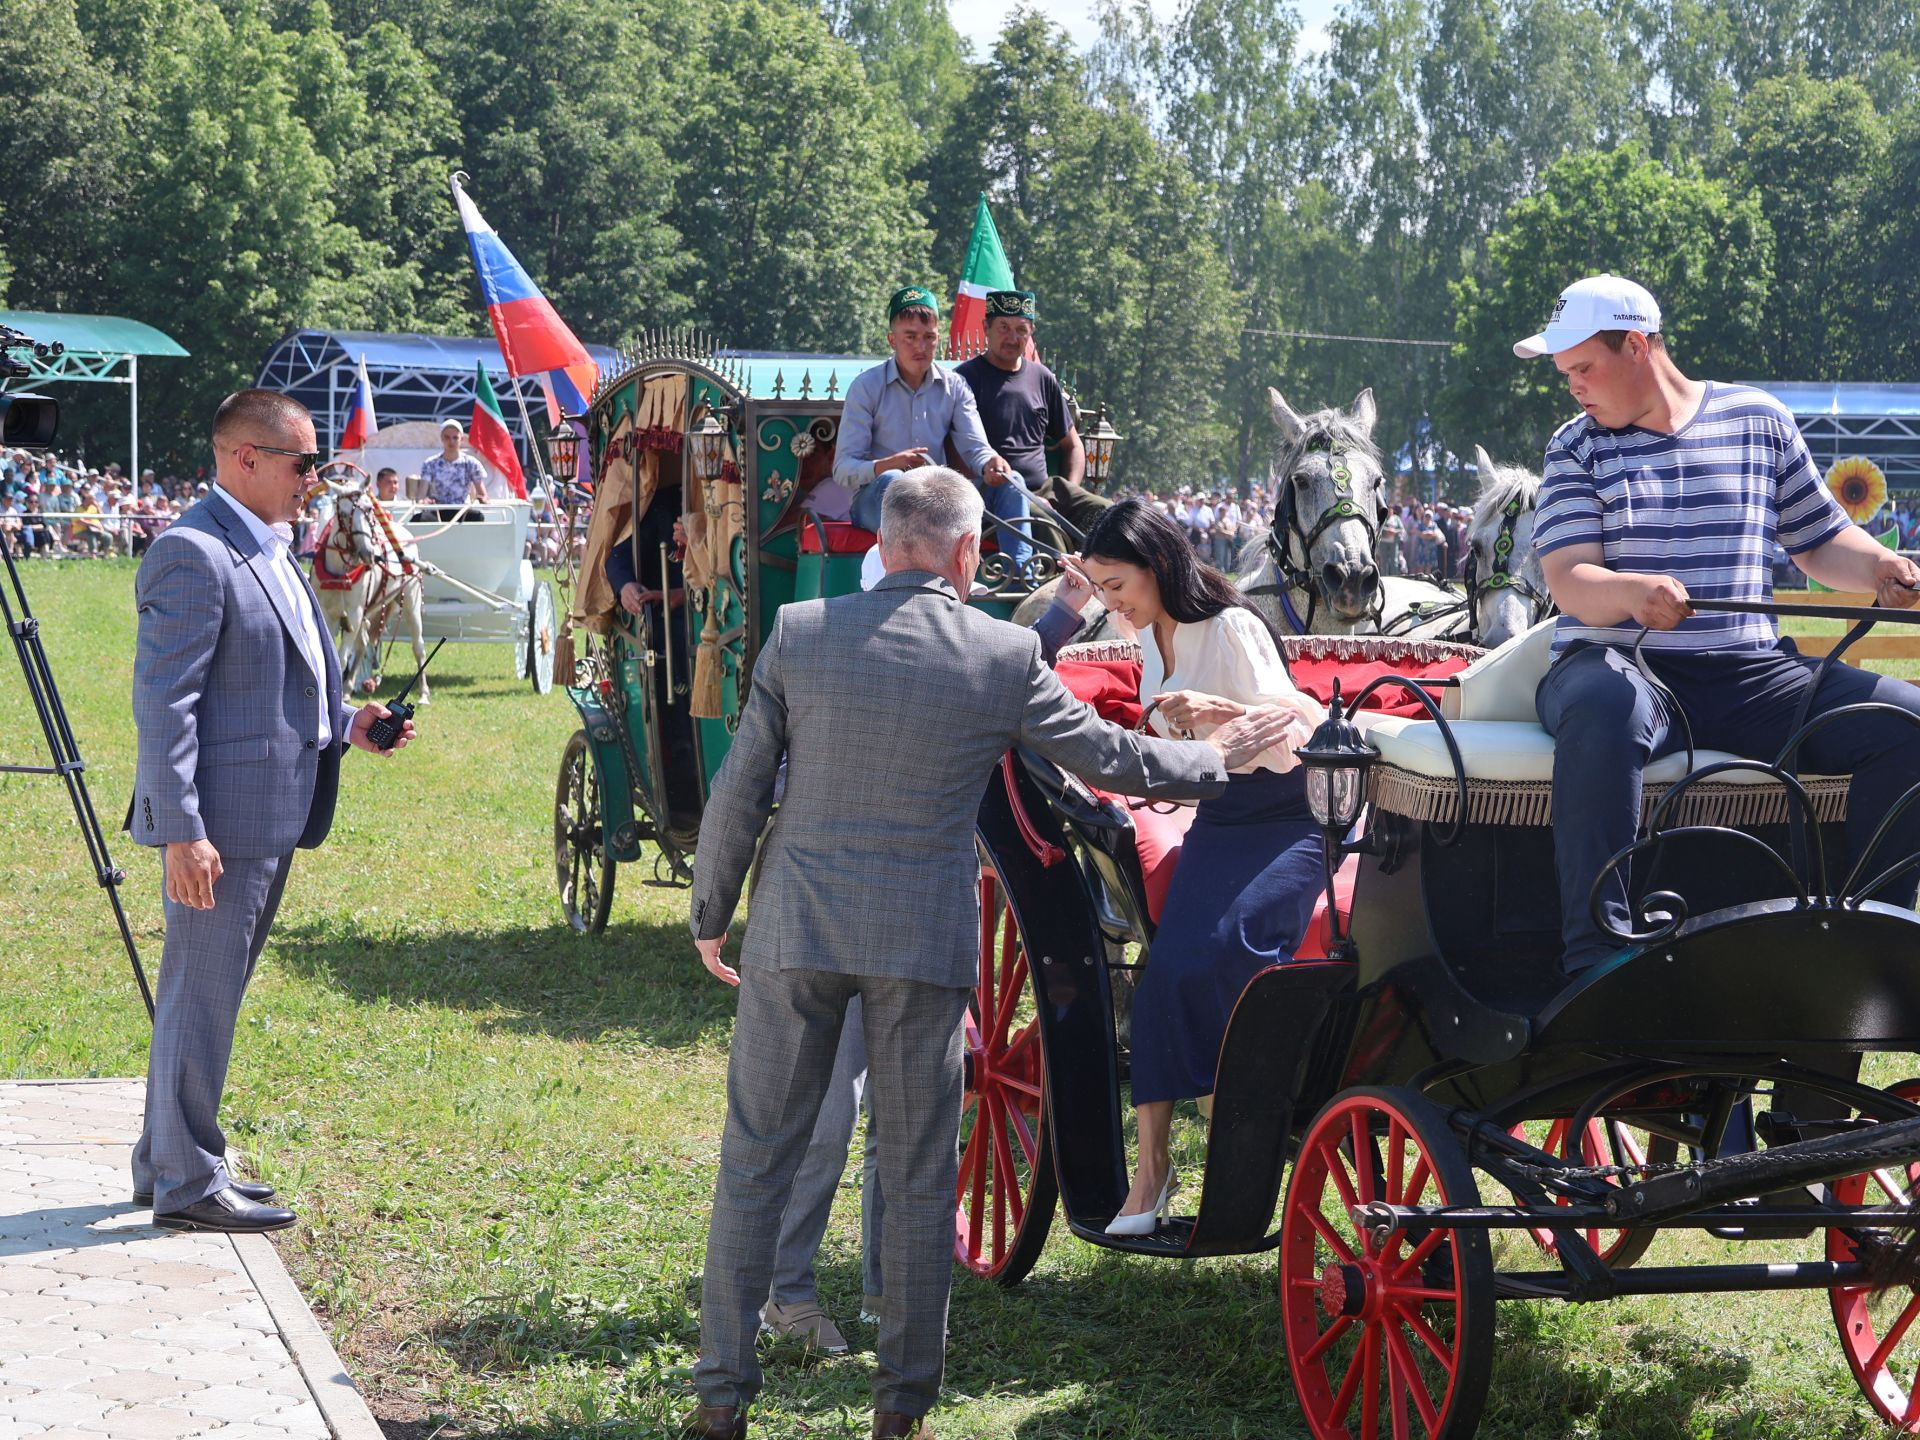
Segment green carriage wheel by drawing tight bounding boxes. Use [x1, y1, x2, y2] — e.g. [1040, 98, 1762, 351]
[554, 729, 616, 933]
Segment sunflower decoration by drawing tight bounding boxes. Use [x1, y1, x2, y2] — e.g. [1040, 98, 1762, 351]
[1828, 456, 1888, 525]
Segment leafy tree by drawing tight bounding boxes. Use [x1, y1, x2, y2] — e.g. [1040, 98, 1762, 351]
[669, 0, 929, 350]
[0, 0, 132, 311]
[823, 0, 970, 144]
[111, 0, 378, 464]
[1731, 73, 1886, 380]
[447, 0, 690, 346]
[1443, 145, 1772, 461]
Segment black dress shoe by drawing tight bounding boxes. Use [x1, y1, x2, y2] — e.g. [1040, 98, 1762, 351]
[681, 1404, 746, 1439]
[134, 1179, 275, 1208]
[153, 1185, 297, 1233]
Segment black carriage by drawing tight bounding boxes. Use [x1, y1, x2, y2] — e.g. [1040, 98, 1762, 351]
[963, 603, 1920, 1437]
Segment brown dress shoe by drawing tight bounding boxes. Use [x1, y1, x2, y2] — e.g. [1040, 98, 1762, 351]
[682, 1403, 745, 1439]
[872, 1413, 933, 1439]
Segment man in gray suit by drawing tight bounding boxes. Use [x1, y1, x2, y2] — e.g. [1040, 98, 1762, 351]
[685, 469, 1298, 1440]
[130, 389, 414, 1234]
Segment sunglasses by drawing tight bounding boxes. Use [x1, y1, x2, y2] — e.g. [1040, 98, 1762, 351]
[250, 444, 321, 475]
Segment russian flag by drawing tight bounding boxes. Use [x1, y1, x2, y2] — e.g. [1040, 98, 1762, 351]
[450, 174, 599, 409]
[337, 354, 377, 453]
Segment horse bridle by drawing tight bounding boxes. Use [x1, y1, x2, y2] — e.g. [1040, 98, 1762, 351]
[1252, 437, 1388, 633]
[1462, 493, 1555, 630]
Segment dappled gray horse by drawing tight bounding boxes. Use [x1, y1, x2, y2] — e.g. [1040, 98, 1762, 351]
[1237, 387, 1392, 635]
[1462, 445, 1553, 650]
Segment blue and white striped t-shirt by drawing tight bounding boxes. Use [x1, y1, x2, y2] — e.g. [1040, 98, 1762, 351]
[1533, 383, 1849, 655]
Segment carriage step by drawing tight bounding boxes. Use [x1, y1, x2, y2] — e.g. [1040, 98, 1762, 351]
[1067, 1214, 1206, 1257]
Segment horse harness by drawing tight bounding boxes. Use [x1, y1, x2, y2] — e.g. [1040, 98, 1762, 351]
[1250, 437, 1389, 634]
[1462, 492, 1555, 628]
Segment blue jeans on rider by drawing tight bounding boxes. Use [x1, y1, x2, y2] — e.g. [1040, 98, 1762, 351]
[849, 468, 1033, 571]
[1537, 640, 1920, 974]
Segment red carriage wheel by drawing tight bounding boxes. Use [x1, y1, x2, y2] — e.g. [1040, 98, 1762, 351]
[1281, 1087, 1494, 1440]
[1505, 1117, 1677, 1268]
[954, 851, 1057, 1285]
[1828, 1079, 1920, 1430]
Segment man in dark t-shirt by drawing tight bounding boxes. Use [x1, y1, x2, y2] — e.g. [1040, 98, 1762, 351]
[956, 291, 1102, 533]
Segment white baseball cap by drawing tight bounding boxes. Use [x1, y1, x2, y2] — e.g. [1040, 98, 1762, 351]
[1513, 274, 1662, 358]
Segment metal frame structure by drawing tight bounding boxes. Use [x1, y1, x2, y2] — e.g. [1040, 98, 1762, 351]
[1753, 381, 1920, 490]
[0, 310, 189, 478]
[256, 329, 621, 464]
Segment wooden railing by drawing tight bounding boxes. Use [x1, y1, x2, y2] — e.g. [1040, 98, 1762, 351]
[1776, 590, 1920, 660]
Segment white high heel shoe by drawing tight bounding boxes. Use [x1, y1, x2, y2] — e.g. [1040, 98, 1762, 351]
[1105, 1171, 1175, 1236]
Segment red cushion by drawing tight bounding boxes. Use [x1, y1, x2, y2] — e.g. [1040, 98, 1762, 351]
[800, 521, 878, 555]
[1056, 658, 1145, 729]
[1289, 655, 1471, 718]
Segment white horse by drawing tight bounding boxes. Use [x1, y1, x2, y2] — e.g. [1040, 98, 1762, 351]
[311, 487, 430, 701]
[1461, 446, 1552, 650]
[1237, 387, 1469, 642]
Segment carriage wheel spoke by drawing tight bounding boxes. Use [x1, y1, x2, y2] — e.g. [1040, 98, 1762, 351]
[1005, 1094, 1039, 1166]
[1386, 1118, 1406, 1206]
[1870, 1296, 1920, 1378]
[992, 951, 1028, 1050]
[990, 1093, 1025, 1233]
[1386, 1319, 1443, 1435]
[1903, 1367, 1920, 1426]
[1351, 1114, 1377, 1206]
[1398, 1302, 1458, 1373]
[1329, 1326, 1373, 1426]
[1303, 1313, 1354, 1365]
[1360, 1323, 1380, 1440]
[1306, 1206, 1361, 1267]
[1390, 1229, 1446, 1283]
[1327, 1148, 1360, 1216]
[1874, 1168, 1914, 1208]
[1387, 1337, 1412, 1440]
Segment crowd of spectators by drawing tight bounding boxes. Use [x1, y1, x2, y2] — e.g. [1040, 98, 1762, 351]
[0, 447, 215, 559]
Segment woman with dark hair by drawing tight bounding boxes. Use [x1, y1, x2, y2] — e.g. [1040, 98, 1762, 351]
[1043, 498, 1326, 1235]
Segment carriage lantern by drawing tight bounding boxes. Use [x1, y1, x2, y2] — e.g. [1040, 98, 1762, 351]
[545, 418, 582, 486]
[1298, 679, 1378, 833]
[1083, 404, 1122, 485]
[686, 405, 730, 485]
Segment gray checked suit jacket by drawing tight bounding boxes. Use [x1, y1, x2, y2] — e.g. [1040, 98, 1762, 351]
[130, 492, 350, 860]
[689, 570, 1229, 989]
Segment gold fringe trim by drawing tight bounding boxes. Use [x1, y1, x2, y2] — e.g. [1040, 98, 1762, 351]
[1057, 638, 1143, 665]
[1368, 763, 1852, 828]
[1279, 634, 1484, 666]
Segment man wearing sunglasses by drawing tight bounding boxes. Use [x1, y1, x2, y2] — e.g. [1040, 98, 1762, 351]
[128, 388, 416, 1234]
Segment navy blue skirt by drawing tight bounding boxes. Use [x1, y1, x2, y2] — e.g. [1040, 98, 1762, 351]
[1129, 768, 1323, 1105]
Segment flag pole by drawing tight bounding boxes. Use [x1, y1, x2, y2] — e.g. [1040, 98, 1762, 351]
[508, 375, 554, 492]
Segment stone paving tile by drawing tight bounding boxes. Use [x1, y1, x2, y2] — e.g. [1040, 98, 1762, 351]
[0, 1082, 335, 1440]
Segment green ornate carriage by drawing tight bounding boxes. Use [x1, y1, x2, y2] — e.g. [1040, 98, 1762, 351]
[549, 333, 1109, 928]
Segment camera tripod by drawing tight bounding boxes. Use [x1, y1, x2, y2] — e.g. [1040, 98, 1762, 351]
[0, 527, 153, 1019]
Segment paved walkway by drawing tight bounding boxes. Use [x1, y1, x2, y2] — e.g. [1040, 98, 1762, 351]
[0, 1080, 381, 1440]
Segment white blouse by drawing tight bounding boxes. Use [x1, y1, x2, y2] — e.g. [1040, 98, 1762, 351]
[1138, 607, 1325, 774]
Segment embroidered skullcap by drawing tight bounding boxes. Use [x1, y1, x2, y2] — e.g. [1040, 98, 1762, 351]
[887, 286, 940, 321]
[985, 290, 1038, 322]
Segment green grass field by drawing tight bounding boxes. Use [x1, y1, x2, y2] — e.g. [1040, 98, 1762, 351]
[1, 557, 1913, 1438]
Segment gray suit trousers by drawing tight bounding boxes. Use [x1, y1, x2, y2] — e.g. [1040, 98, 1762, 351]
[697, 965, 969, 1417]
[769, 993, 885, 1309]
[132, 852, 292, 1212]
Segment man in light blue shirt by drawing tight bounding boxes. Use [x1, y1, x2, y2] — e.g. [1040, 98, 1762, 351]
[836, 286, 1032, 569]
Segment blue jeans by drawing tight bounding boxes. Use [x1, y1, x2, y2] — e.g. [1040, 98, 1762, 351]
[849, 468, 1033, 570]
[1537, 641, 1920, 971]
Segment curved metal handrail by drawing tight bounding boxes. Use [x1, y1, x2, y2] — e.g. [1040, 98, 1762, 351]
[1587, 825, 1812, 946]
[1640, 758, 1829, 901]
[1343, 672, 1470, 847]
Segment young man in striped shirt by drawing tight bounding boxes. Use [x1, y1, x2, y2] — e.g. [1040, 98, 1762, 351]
[1521, 275, 1920, 973]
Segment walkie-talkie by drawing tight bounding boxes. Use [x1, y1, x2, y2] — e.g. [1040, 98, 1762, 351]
[366, 639, 445, 751]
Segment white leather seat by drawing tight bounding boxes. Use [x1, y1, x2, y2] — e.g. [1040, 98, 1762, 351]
[1369, 717, 1807, 789]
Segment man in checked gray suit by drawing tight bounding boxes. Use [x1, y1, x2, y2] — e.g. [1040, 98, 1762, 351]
[685, 469, 1298, 1440]
[129, 389, 414, 1234]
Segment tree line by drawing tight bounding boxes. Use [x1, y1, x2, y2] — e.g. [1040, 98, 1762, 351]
[3, 0, 1918, 494]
